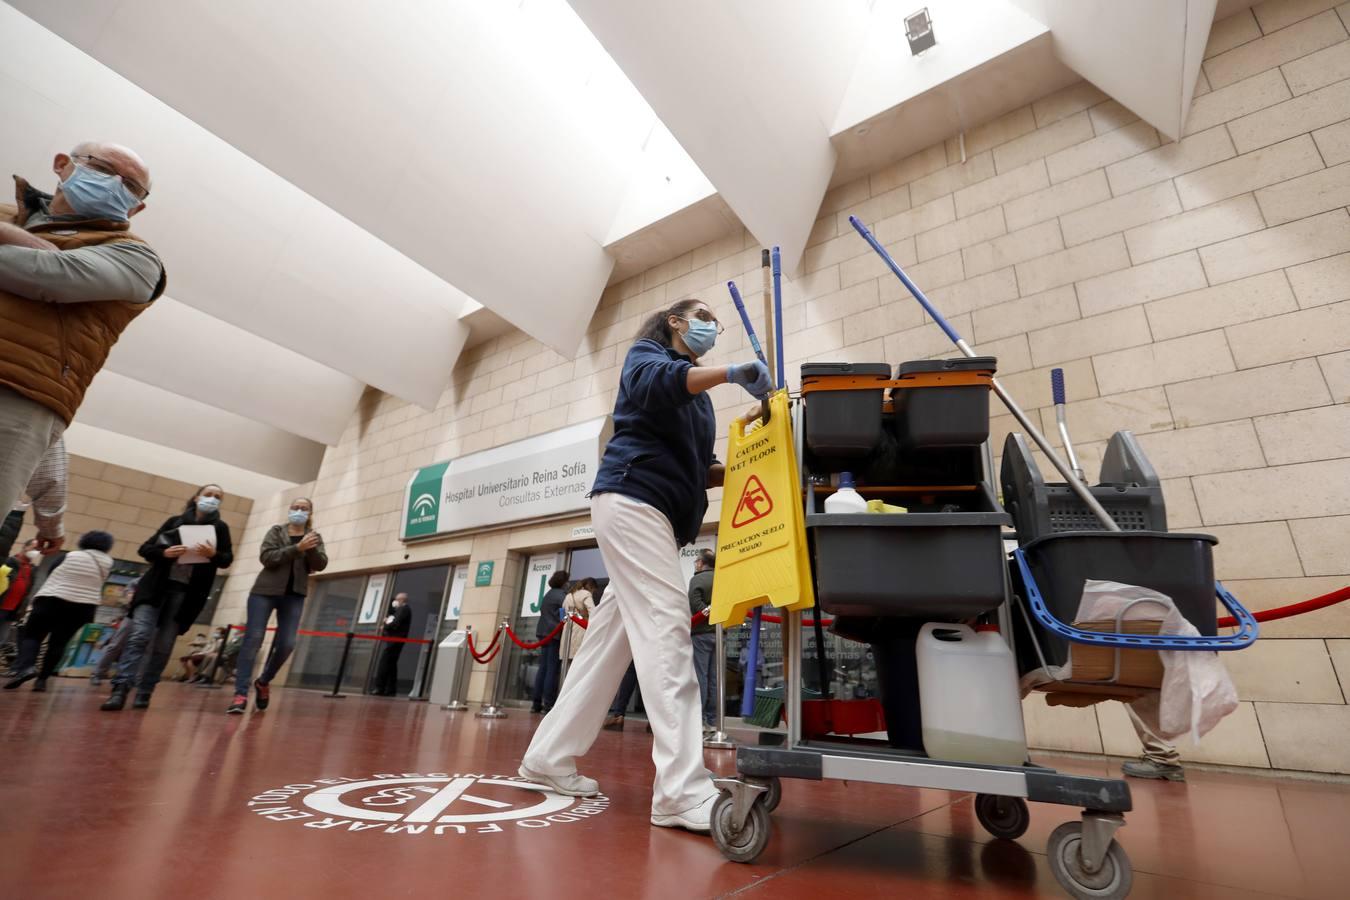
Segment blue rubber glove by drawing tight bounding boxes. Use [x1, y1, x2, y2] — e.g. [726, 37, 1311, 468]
[727, 360, 774, 399]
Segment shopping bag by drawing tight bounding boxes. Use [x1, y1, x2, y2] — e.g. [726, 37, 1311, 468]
[711, 390, 815, 626]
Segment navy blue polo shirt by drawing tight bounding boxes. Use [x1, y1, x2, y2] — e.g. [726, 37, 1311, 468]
[591, 339, 717, 546]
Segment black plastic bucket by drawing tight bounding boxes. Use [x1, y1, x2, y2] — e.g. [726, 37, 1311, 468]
[1013, 531, 1219, 674]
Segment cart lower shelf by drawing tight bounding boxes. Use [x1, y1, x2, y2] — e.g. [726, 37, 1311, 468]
[712, 738, 1134, 899]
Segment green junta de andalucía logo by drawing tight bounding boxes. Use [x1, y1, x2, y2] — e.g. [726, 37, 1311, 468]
[405, 462, 449, 539]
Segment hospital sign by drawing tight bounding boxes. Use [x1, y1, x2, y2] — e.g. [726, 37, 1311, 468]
[402, 417, 612, 540]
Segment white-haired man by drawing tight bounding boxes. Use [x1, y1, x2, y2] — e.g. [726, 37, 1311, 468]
[0, 141, 166, 554]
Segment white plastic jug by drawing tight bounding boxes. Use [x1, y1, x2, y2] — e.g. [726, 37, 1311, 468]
[916, 623, 1028, 766]
[824, 471, 867, 514]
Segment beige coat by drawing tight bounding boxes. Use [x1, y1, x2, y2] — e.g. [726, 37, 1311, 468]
[561, 588, 595, 660]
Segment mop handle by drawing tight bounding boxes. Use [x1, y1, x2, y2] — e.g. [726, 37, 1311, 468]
[847, 216, 962, 344]
[1051, 368, 1086, 482]
[847, 215, 1120, 532]
[770, 246, 785, 389]
[1051, 368, 1066, 405]
[740, 607, 764, 718]
[727, 280, 772, 424]
[761, 250, 776, 379]
[727, 281, 768, 366]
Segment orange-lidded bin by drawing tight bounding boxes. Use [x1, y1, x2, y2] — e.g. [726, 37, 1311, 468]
[800, 362, 892, 458]
[891, 357, 997, 449]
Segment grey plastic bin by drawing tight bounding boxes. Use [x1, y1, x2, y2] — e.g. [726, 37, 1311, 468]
[891, 357, 997, 449]
[808, 484, 1011, 618]
[801, 362, 892, 458]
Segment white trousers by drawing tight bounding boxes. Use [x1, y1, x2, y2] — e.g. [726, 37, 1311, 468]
[522, 492, 717, 817]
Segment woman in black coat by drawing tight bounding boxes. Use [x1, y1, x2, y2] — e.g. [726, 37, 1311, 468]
[102, 484, 234, 711]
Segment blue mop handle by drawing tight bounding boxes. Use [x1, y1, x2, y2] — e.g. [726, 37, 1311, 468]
[739, 610, 763, 718]
[727, 281, 768, 366]
[848, 216, 963, 345]
[770, 246, 785, 389]
[1051, 367, 1067, 405]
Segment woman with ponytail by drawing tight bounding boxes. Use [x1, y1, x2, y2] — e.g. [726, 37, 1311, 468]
[519, 297, 771, 835]
[103, 484, 233, 711]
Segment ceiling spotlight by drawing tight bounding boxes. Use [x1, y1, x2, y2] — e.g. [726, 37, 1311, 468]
[905, 8, 936, 56]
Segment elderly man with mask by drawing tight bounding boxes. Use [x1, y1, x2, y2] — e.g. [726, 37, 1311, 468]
[0, 141, 166, 553]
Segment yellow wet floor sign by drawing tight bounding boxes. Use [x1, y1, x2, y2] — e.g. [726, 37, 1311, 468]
[711, 390, 815, 626]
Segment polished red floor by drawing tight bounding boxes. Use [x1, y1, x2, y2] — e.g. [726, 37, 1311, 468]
[2, 681, 1347, 899]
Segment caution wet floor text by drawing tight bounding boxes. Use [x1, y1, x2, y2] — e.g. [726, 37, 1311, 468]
[711, 390, 815, 626]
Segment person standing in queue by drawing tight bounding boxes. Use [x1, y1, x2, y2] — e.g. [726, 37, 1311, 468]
[519, 297, 771, 834]
[530, 570, 569, 713]
[560, 577, 598, 670]
[0, 539, 40, 651]
[687, 549, 719, 732]
[228, 497, 326, 714]
[103, 485, 233, 711]
[373, 593, 412, 696]
[3, 530, 115, 691]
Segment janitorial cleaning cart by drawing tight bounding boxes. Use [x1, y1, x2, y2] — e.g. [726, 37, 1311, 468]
[707, 226, 1260, 900]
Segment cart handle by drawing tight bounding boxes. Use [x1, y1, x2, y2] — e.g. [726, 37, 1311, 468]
[1012, 549, 1259, 650]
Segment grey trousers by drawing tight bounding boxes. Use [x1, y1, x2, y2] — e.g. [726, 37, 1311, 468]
[95, 617, 135, 678]
[691, 631, 718, 725]
[0, 388, 64, 522]
[1128, 694, 1182, 765]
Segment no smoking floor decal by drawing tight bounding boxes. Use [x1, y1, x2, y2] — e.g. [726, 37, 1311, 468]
[248, 773, 608, 836]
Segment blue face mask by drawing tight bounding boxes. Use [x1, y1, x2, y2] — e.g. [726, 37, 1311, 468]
[288, 509, 310, 527]
[58, 164, 140, 222]
[680, 318, 718, 357]
[195, 496, 222, 515]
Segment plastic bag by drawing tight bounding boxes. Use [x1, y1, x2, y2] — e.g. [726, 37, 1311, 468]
[1077, 580, 1238, 742]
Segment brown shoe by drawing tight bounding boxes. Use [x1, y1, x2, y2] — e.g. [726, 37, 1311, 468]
[602, 715, 624, 731]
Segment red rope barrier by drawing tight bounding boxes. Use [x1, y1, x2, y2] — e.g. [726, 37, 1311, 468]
[566, 608, 709, 631]
[222, 623, 430, 644]
[504, 620, 566, 650]
[466, 627, 504, 664]
[1218, 585, 1350, 628]
[758, 613, 833, 627]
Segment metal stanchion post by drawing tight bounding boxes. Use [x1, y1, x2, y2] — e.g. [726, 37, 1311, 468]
[325, 632, 354, 700]
[475, 622, 508, 719]
[704, 624, 734, 749]
[196, 623, 234, 690]
[558, 616, 572, 688]
[409, 640, 433, 703]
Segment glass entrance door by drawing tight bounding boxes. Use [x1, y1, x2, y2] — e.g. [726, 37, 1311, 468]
[366, 564, 450, 697]
[286, 575, 366, 690]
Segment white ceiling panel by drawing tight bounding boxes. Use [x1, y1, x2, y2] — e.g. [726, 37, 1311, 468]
[835, 0, 1053, 133]
[569, 0, 873, 274]
[0, 2, 470, 409]
[103, 298, 364, 445]
[7, 0, 651, 357]
[78, 371, 327, 484]
[1005, 0, 1218, 140]
[63, 423, 299, 500]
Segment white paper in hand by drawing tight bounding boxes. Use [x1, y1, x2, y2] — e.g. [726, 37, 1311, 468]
[178, 524, 217, 565]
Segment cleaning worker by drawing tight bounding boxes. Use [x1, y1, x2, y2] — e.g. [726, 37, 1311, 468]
[519, 297, 772, 834]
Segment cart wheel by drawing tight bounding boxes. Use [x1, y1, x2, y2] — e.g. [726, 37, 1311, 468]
[1046, 822, 1133, 899]
[974, 794, 1030, 840]
[711, 792, 772, 864]
[761, 777, 782, 813]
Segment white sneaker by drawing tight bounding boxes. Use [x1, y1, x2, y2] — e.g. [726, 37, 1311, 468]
[651, 793, 716, 833]
[518, 764, 600, 797]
